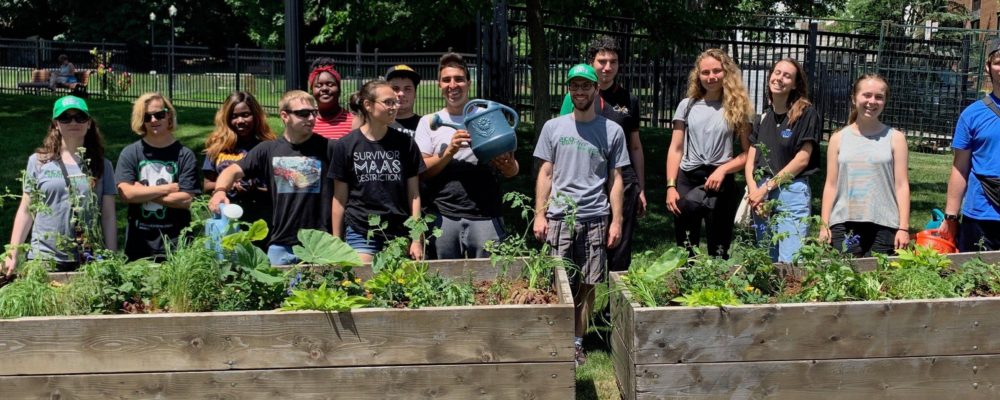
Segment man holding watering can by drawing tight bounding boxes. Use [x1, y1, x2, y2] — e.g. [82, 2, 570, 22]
[534, 64, 629, 365]
[414, 53, 519, 259]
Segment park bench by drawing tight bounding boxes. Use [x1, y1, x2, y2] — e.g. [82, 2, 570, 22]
[17, 69, 91, 97]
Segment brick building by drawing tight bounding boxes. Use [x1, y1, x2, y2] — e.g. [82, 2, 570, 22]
[960, 0, 999, 30]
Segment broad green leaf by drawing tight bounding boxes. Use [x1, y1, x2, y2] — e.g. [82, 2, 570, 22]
[292, 229, 362, 267]
[249, 268, 285, 285]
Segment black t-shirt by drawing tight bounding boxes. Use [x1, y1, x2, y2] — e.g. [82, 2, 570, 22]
[329, 128, 425, 238]
[238, 134, 334, 247]
[202, 138, 272, 226]
[393, 114, 422, 138]
[750, 105, 822, 179]
[115, 139, 200, 260]
[598, 83, 641, 183]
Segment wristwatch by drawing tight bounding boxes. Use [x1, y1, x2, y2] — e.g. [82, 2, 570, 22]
[944, 213, 960, 221]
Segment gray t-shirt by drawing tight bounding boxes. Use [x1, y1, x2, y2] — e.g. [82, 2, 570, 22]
[673, 98, 734, 171]
[23, 154, 115, 262]
[829, 126, 902, 229]
[533, 114, 630, 220]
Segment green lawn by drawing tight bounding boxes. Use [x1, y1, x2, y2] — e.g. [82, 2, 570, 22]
[0, 93, 954, 400]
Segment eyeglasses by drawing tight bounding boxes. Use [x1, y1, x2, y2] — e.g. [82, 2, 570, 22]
[56, 113, 90, 124]
[286, 108, 318, 118]
[568, 83, 595, 92]
[375, 99, 399, 108]
[144, 110, 169, 122]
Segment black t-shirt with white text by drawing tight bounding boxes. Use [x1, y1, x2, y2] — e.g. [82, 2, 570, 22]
[238, 134, 334, 247]
[393, 114, 422, 138]
[750, 105, 822, 179]
[115, 139, 200, 260]
[329, 128, 425, 239]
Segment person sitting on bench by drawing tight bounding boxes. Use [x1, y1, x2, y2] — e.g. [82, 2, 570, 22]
[49, 54, 78, 90]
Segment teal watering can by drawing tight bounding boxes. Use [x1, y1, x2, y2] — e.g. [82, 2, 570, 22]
[205, 203, 243, 259]
[430, 99, 518, 161]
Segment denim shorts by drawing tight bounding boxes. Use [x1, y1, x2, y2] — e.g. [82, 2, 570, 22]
[345, 225, 386, 255]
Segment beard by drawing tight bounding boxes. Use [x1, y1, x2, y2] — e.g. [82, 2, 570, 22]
[573, 95, 595, 112]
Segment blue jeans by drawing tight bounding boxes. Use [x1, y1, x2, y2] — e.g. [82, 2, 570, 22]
[752, 178, 811, 263]
[345, 225, 386, 255]
[267, 244, 300, 265]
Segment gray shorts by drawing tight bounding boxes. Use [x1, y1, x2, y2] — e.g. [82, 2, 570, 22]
[546, 216, 608, 285]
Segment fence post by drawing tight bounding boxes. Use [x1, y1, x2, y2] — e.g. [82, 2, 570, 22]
[374, 48, 379, 78]
[651, 58, 660, 127]
[101, 40, 108, 98]
[34, 37, 41, 68]
[355, 41, 362, 91]
[805, 22, 817, 92]
[234, 43, 241, 92]
[876, 20, 889, 71]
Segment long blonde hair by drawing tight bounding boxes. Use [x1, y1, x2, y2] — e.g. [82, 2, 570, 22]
[685, 48, 754, 135]
[204, 91, 275, 161]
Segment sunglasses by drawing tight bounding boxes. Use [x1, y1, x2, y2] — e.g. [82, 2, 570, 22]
[144, 110, 169, 122]
[55, 113, 90, 124]
[286, 108, 318, 118]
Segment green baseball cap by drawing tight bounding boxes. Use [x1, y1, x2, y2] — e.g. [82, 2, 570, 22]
[566, 64, 598, 84]
[52, 95, 89, 119]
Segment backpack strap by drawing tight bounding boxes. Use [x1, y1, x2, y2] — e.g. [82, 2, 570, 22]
[983, 96, 1000, 119]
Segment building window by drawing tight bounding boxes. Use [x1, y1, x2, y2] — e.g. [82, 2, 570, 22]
[972, 19, 980, 30]
[974, 0, 982, 12]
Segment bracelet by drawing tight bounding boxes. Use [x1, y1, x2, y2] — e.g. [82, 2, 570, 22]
[666, 178, 676, 188]
[213, 188, 228, 193]
[897, 228, 909, 232]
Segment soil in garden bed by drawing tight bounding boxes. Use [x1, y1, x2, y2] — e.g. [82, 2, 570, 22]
[473, 278, 558, 305]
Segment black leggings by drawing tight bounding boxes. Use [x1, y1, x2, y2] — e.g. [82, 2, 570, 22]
[829, 222, 896, 257]
[673, 166, 739, 259]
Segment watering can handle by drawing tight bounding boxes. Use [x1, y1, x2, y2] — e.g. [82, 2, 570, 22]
[498, 103, 519, 131]
[463, 99, 489, 117]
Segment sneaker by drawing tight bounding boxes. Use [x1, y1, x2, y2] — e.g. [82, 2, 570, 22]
[575, 342, 587, 366]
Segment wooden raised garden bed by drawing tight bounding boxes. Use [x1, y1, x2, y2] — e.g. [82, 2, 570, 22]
[612, 251, 1000, 399]
[0, 259, 576, 399]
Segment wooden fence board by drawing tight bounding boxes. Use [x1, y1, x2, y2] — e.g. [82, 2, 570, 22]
[629, 296, 1000, 364]
[1, 362, 575, 400]
[634, 354, 1000, 399]
[0, 304, 574, 375]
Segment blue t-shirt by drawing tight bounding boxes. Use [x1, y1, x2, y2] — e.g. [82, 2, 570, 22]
[953, 94, 1000, 220]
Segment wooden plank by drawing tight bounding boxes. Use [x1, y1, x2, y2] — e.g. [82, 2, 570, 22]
[629, 297, 1000, 364]
[1, 362, 576, 400]
[634, 354, 1000, 399]
[0, 303, 574, 375]
[611, 272, 638, 400]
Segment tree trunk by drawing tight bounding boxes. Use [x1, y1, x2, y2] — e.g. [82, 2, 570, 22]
[525, 0, 550, 138]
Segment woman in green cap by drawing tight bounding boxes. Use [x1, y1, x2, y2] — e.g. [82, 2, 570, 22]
[4, 95, 117, 275]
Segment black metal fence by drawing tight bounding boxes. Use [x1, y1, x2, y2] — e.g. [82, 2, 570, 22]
[0, 37, 479, 115]
[505, 9, 996, 143]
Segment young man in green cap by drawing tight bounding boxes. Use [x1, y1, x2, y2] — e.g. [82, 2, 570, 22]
[533, 64, 629, 365]
[386, 64, 422, 138]
[559, 36, 646, 273]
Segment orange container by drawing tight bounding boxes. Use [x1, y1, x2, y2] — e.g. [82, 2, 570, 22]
[915, 229, 957, 254]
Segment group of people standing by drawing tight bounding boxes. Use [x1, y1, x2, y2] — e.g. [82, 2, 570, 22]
[7, 37, 1000, 366]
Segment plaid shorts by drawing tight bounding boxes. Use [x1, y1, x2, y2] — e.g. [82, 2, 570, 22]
[546, 216, 608, 285]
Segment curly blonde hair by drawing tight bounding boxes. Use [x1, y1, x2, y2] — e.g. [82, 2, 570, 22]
[685, 48, 754, 135]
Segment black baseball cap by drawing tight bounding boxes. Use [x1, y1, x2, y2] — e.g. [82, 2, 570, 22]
[990, 38, 1000, 57]
[386, 64, 421, 86]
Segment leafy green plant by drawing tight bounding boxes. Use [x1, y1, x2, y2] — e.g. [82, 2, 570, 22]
[620, 248, 687, 307]
[950, 257, 1000, 296]
[159, 236, 223, 312]
[62, 252, 157, 314]
[281, 281, 370, 312]
[0, 259, 65, 318]
[673, 288, 742, 307]
[795, 236, 860, 302]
